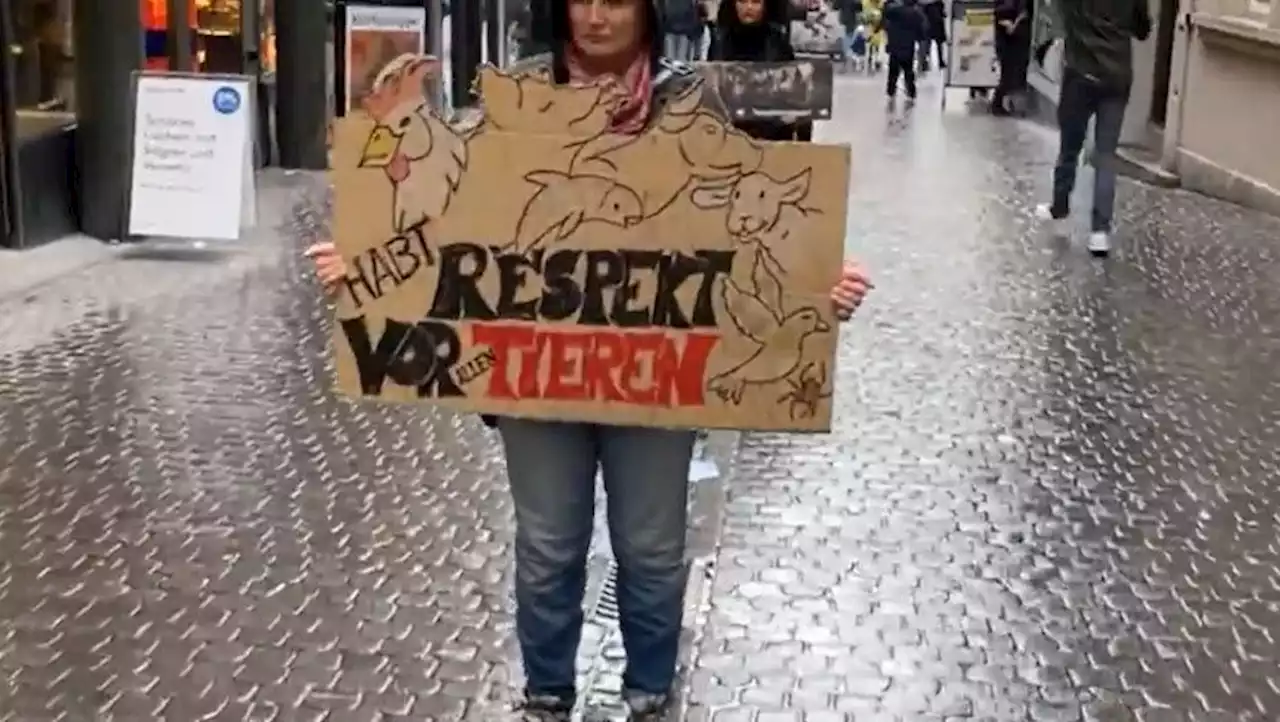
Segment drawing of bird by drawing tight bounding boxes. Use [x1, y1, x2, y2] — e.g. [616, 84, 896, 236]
[359, 54, 469, 233]
[707, 305, 831, 405]
[510, 171, 644, 253]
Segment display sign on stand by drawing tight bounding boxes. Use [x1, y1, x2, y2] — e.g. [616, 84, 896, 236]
[334, 1, 429, 115]
[125, 72, 257, 242]
[942, 0, 999, 106]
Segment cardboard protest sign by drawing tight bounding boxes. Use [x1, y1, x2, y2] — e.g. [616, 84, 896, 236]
[329, 56, 851, 431]
[700, 61, 834, 120]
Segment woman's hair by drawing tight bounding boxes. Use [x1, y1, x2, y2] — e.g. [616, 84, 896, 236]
[717, 0, 789, 29]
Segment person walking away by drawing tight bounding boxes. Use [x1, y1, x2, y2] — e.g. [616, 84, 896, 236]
[664, 0, 704, 60]
[878, 0, 926, 100]
[1035, 0, 1151, 257]
[834, 0, 864, 69]
[709, 0, 814, 140]
[919, 0, 946, 71]
[990, 0, 1031, 115]
[305, 0, 874, 718]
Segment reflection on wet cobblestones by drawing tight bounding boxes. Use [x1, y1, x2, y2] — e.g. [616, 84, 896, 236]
[686, 79, 1280, 721]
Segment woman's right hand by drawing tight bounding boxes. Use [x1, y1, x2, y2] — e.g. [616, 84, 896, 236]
[304, 241, 348, 295]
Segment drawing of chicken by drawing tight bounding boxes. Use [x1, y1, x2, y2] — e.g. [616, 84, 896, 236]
[358, 54, 469, 233]
[510, 171, 644, 254]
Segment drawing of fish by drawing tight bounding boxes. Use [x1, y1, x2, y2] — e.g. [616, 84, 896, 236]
[510, 171, 644, 253]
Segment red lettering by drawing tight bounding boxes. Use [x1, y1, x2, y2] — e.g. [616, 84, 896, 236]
[621, 333, 662, 405]
[584, 331, 628, 403]
[655, 333, 717, 406]
[472, 324, 536, 399]
[544, 332, 590, 401]
[468, 324, 720, 406]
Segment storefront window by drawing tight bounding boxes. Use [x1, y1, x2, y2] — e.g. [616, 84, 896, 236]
[8, 0, 75, 139]
[140, 0, 275, 74]
[261, 0, 277, 73]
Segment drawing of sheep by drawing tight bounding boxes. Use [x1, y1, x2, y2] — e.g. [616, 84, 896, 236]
[691, 168, 814, 241]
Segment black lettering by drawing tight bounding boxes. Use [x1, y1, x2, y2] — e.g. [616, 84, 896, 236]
[427, 242, 497, 320]
[386, 232, 423, 283]
[403, 219, 434, 266]
[495, 249, 541, 321]
[580, 250, 624, 326]
[412, 321, 466, 397]
[341, 255, 377, 310]
[652, 252, 699, 329]
[540, 249, 582, 321]
[339, 316, 413, 394]
[455, 348, 497, 386]
[368, 247, 402, 298]
[612, 250, 661, 328]
[690, 250, 735, 327]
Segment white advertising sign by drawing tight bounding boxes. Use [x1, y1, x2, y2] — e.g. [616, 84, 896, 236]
[127, 73, 256, 241]
[945, 0, 1000, 89]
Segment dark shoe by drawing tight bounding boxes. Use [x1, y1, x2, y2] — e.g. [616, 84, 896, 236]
[516, 693, 573, 721]
[625, 691, 672, 721]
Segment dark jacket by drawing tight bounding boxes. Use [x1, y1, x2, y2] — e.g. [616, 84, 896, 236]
[878, 0, 927, 60]
[1056, 0, 1152, 91]
[708, 1, 814, 142]
[921, 0, 946, 42]
[665, 0, 705, 37]
[482, 0, 729, 429]
[835, 0, 864, 28]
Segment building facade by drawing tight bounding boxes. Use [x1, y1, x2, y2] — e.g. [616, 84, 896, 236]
[0, 0, 327, 249]
[1029, 0, 1280, 215]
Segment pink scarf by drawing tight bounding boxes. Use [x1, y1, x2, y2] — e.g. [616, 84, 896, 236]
[564, 46, 653, 135]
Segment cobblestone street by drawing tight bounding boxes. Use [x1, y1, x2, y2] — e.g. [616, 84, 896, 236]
[2, 72, 1280, 722]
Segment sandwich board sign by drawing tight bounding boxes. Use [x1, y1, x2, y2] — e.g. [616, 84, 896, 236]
[328, 56, 851, 432]
[126, 72, 257, 241]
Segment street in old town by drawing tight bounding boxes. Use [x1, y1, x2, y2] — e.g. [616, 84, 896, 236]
[2, 73, 1280, 722]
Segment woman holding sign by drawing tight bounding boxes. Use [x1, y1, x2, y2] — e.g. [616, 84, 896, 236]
[707, 0, 814, 141]
[307, 0, 870, 718]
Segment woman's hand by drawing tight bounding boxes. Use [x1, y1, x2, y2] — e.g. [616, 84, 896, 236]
[830, 259, 872, 321]
[304, 241, 349, 295]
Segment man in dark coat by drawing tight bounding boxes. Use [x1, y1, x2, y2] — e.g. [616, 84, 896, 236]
[877, 0, 926, 99]
[1036, 0, 1152, 257]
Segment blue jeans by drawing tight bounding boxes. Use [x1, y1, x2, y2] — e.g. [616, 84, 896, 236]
[1051, 69, 1129, 233]
[664, 33, 697, 62]
[497, 418, 696, 699]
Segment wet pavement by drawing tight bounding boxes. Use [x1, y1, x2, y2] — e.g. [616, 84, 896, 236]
[1, 71, 1279, 722]
[684, 75, 1280, 722]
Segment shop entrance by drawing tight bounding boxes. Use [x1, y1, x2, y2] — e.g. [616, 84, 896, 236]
[144, 0, 275, 162]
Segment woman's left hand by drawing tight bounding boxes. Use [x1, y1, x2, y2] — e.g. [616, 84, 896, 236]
[830, 259, 872, 321]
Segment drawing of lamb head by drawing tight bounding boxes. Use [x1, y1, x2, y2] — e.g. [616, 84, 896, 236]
[359, 53, 469, 228]
[658, 84, 763, 182]
[692, 168, 813, 238]
[476, 66, 612, 138]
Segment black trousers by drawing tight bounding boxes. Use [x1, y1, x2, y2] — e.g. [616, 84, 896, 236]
[887, 54, 917, 97]
[993, 31, 1031, 108]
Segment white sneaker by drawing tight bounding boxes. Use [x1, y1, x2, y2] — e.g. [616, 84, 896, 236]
[1087, 231, 1111, 257]
[1034, 204, 1070, 238]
